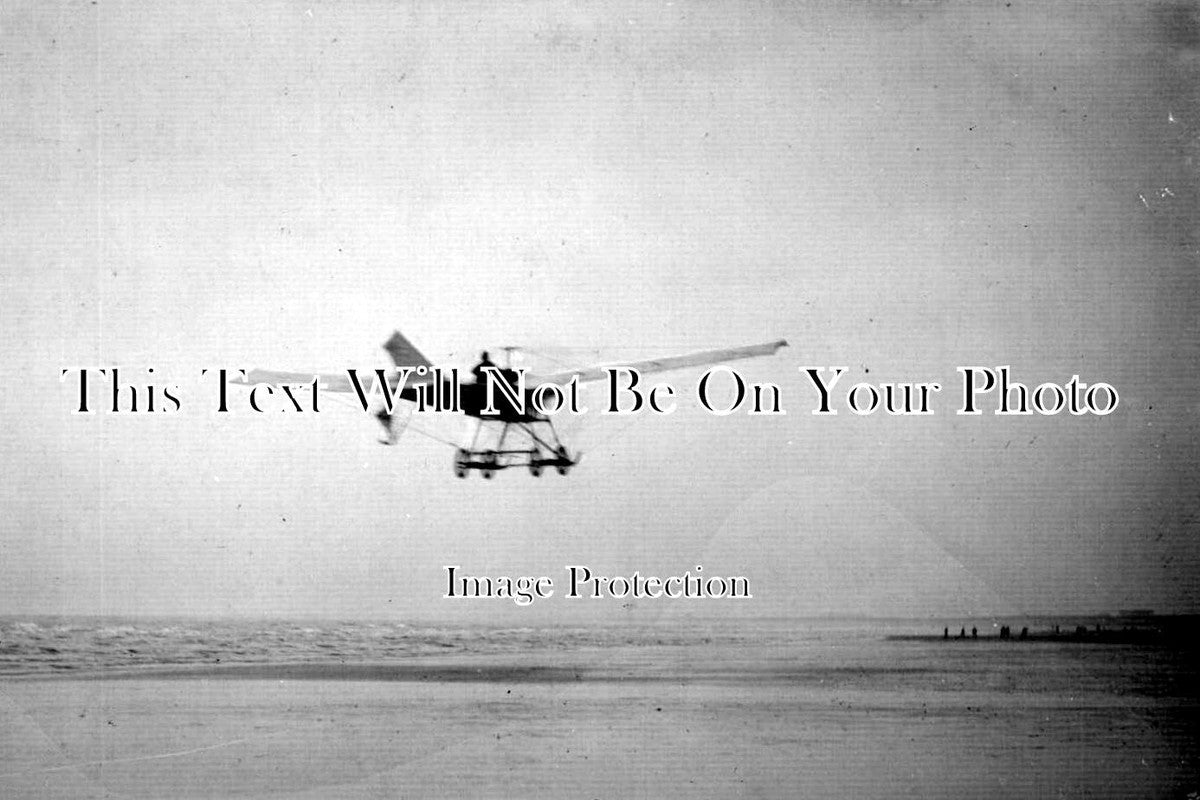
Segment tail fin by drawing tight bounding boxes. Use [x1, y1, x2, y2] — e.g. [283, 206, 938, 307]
[382, 330, 433, 369]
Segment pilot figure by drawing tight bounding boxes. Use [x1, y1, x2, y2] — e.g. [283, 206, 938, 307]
[471, 351, 496, 384]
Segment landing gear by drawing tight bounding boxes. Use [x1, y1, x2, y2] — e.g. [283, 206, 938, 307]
[452, 419, 575, 478]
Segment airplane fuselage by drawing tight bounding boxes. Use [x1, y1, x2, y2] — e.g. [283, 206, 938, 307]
[459, 375, 546, 423]
[392, 368, 545, 423]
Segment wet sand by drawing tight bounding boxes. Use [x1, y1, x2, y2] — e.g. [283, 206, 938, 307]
[2, 650, 1196, 799]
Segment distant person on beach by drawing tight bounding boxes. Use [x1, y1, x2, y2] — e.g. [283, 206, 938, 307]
[943, 627, 949, 639]
[471, 351, 496, 383]
[971, 626, 977, 639]
[959, 627, 966, 638]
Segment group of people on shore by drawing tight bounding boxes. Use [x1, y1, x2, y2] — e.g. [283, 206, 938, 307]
[942, 625, 1028, 640]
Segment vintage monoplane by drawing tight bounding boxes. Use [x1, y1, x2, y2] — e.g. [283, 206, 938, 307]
[237, 331, 787, 478]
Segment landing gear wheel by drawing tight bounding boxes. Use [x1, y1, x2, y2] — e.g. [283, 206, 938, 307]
[482, 469, 494, 480]
[454, 448, 469, 478]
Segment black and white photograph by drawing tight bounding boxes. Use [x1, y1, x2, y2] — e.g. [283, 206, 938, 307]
[2, 1, 1199, 796]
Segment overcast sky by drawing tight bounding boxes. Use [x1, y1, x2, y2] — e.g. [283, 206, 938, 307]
[2, 1, 1198, 620]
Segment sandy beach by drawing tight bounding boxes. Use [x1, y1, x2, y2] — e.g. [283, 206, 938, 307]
[2, 636, 1196, 799]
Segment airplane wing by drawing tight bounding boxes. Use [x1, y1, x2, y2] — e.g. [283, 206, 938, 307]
[232, 336, 787, 390]
[528, 339, 788, 385]
[232, 367, 436, 394]
[234, 331, 437, 393]
[233, 369, 350, 393]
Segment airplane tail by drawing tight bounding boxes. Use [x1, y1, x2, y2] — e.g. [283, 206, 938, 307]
[382, 330, 433, 369]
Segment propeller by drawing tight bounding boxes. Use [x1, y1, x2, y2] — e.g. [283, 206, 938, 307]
[498, 345, 521, 368]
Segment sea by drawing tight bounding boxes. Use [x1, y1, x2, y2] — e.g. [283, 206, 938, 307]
[1, 614, 1195, 692]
